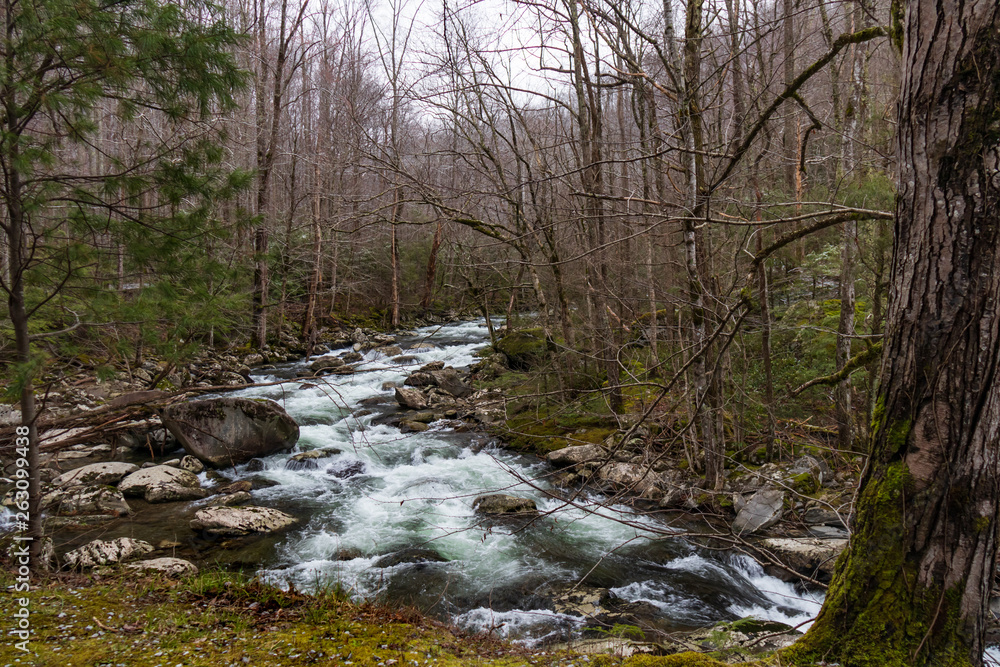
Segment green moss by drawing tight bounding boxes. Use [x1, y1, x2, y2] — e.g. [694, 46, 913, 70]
[495, 328, 552, 371]
[781, 461, 973, 667]
[788, 472, 819, 494]
[2, 570, 580, 667]
[618, 653, 728, 666]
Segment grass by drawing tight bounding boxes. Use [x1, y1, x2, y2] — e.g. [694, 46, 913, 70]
[0, 569, 588, 667]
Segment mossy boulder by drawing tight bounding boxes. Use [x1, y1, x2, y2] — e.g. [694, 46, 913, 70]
[495, 328, 552, 371]
[161, 397, 299, 468]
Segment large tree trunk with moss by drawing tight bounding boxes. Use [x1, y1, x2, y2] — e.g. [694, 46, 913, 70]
[785, 1, 1000, 664]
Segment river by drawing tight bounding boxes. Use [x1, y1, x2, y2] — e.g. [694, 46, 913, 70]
[219, 320, 822, 644]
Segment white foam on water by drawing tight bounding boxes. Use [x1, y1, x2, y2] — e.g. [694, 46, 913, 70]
[725, 555, 823, 630]
[222, 320, 831, 642]
[454, 607, 586, 645]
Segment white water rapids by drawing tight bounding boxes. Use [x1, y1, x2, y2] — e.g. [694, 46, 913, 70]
[200, 320, 823, 643]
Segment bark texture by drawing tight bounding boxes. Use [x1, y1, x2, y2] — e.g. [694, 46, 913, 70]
[786, 0, 1000, 664]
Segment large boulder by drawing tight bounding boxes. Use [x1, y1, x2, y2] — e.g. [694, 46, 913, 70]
[495, 329, 551, 371]
[394, 387, 428, 410]
[161, 397, 299, 468]
[547, 444, 607, 468]
[309, 357, 345, 373]
[63, 537, 153, 569]
[126, 557, 199, 578]
[189, 506, 298, 536]
[118, 466, 201, 497]
[732, 488, 785, 535]
[759, 537, 847, 582]
[41, 486, 132, 517]
[595, 462, 667, 500]
[430, 368, 472, 398]
[52, 462, 139, 488]
[473, 494, 538, 515]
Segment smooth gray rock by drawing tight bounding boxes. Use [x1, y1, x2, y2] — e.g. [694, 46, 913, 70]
[732, 488, 785, 535]
[144, 484, 211, 503]
[126, 557, 199, 577]
[63, 537, 153, 569]
[546, 444, 607, 468]
[52, 462, 139, 488]
[180, 455, 205, 474]
[161, 397, 299, 468]
[209, 491, 252, 507]
[119, 466, 200, 497]
[41, 485, 132, 517]
[190, 506, 298, 536]
[760, 537, 848, 581]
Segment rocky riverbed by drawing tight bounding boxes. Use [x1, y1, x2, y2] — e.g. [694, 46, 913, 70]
[1, 320, 854, 657]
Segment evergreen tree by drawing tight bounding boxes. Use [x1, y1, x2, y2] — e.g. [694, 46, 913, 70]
[0, 0, 247, 566]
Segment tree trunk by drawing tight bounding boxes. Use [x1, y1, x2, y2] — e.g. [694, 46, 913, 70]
[835, 218, 856, 451]
[786, 1, 1000, 663]
[421, 220, 442, 310]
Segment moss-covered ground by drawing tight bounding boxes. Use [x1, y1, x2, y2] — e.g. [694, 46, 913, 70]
[0, 570, 591, 667]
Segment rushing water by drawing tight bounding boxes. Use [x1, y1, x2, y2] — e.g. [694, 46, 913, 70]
[194, 321, 822, 643]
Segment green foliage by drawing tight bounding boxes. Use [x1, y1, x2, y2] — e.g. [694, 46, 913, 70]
[0, 0, 251, 376]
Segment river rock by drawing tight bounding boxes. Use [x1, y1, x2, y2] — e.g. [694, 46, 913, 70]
[404, 371, 435, 388]
[473, 494, 538, 515]
[430, 368, 472, 398]
[802, 507, 847, 528]
[687, 618, 803, 656]
[309, 357, 345, 372]
[419, 361, 445, 371]
[215, 480, 252, 495]
[392, 355, 418, 364]
[374, 547, 448, 568]
[52, 462, 139, 487]
[190, 506, 298, 536]
[119, 466, 201, 497]
[395, 387, 428, 410]
[161, 397, 299, 468]
[409, 342, 437, 350]
[327, 460, 366, 479]
[733, 488, 785, 535]
[126, 557, 199, 578]
[495, 329, 549, 370]
[340, 351, 364, 362]
[595, 462, 666, 499]
[144, 484, 211, 503]
[547, 444, 607, 468]
[180, 455, 204, 474]
[399, 421, 430, 433]
[760, 537, 848, 582]
[209, 491, 252, 506]
[376, 345, 403, 357]
[41, 486, 132, 517]
[63, 537, 154, 569]
[285, 449, 339, 471]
